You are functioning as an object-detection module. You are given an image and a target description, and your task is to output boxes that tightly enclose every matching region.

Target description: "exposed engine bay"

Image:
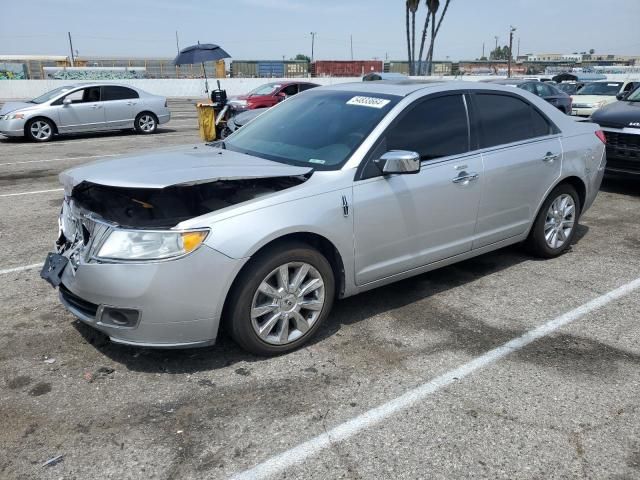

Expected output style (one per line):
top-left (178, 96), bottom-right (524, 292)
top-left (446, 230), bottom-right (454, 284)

top-left (71, 175), bottom-right (309, 228)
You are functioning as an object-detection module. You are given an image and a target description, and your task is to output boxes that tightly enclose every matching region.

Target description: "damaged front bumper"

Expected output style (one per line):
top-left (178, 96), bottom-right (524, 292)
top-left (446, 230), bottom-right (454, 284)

top-left (46, 199), bottom-right (247, 348)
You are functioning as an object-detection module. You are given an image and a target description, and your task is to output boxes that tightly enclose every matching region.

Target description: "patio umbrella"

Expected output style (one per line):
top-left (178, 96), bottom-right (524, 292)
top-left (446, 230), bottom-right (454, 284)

top-left (173, 42), bottom-right (231, 93)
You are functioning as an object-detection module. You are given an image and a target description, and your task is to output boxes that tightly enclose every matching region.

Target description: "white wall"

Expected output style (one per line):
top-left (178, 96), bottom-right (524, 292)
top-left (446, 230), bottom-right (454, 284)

top-left (0, 77), bottom-right (363, 99)
top-left (0, 74), bottom-right (634, 99)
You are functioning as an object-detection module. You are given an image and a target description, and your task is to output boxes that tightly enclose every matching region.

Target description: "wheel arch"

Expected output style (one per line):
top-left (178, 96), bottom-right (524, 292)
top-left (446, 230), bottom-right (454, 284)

top-left (526, 175), bottom-right (587, 239)
top-left (221, 231), bottom-right (346, 327)
top-left (24, 115), bottom-right (58, 135)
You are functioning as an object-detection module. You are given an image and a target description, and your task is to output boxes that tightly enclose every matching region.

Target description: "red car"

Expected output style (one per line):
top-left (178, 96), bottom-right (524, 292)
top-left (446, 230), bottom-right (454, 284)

top-left (227, 81), bottom-right (319, 111)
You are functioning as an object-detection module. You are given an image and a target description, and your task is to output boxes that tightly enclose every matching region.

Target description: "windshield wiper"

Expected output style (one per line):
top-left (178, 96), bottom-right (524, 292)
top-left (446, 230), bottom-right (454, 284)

top-left (206, 140), bottom-right (226, 149)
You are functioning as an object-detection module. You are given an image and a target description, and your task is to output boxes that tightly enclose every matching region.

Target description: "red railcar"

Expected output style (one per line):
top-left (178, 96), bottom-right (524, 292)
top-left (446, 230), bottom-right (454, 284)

top-left (312, 60), bottom-right (383, 77)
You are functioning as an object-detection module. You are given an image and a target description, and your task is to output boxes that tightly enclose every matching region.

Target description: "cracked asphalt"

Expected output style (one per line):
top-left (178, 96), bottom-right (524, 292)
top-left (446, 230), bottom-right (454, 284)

top-left (1, 99), bottom-right (639, 479)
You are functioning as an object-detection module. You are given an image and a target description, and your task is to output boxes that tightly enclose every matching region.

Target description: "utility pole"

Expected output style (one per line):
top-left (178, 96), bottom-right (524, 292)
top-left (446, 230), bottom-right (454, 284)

top-left (507, 26), bottom-right (516, 78)
top-left (494, 35), bottom-right (499, 52)
top-left (517, 37), bottom-right (520, 58)
top-left (482, 42), bottom-right (485, 59)
top-left (350, 34), bottom-right (353, 60)
top-left (310, 32), bottom-right (317, 64)
top-left (175, 31), bottom-right (180, 54)
top-left (68, 32), bottom-right (75, 67)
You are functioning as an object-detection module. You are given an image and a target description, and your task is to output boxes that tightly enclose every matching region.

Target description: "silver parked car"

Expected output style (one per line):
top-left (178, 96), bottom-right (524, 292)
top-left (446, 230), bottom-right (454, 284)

top-left (0, 83), bottom-right (171, 142)
top-left (42, 81), bottom-right (606, 355)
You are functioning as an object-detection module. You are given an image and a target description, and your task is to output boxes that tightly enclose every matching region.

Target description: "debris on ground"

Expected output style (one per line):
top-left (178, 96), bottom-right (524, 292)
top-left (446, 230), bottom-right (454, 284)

top-left (83, 367), bottom-right (116, 383)
top-left (42, 454), bottom-right (64, 467)
top-left (43, 358), bottom-right (56, 364)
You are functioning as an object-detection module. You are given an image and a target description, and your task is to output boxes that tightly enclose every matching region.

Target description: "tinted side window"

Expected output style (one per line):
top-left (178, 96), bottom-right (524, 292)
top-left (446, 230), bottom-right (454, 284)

top-left (102, 86), bottom-right (139, 101)
top-left (299, 83), bottom-right (317, 92)
top-left (281, 85), bottom-right (298, 96)
top-left (386, 95), bottom-right (469, 160)
top-left (535, 83), bottom-right (554, 97)
top-left (474, 93), bottom-right (548, 148)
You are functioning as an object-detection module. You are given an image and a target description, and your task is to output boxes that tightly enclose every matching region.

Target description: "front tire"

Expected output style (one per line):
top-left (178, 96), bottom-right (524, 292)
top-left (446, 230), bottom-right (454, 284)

top-left (226, 242), bottom-right (335, 356)
top-left (26, 118), bottom-right (54, 142)
top-left (134, 112), bottom-right (157, 134)
top-left (527, 184), bottom-right (581, 258)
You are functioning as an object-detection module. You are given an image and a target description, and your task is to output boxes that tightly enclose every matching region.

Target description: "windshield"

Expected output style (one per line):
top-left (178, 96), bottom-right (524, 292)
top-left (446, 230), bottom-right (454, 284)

top-left (248, 83), bottom-right (281, 96)
top-left (575, 82), bottom-right (622, 96)
top-left (225, 90), bottom-right (399, 170)
top-left (557, 83), bottom-right (578, 94)
top-left (30, 86), bottom-right (75, 104)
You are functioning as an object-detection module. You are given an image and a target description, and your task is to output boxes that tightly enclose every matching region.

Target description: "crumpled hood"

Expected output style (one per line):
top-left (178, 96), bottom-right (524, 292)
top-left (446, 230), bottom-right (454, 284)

top-left (59, 144), bottom-right (313, 192)
top-left (571, 95), bottom-right (615, 106)
top-left (591, 100), bottom-right (640, 128)
top-left (0, 101), bottom-right (36, 116)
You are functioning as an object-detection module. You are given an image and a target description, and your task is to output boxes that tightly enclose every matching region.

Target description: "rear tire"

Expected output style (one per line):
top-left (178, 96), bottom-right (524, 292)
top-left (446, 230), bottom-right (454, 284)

top-left (226, 242), bottom-right (335, 356)
top-left (526, 184), bottom-right (581, 258)
top-left (26, 118), bottom-right (55, 142)
top-left (134, 112), bottom-right (157, 134)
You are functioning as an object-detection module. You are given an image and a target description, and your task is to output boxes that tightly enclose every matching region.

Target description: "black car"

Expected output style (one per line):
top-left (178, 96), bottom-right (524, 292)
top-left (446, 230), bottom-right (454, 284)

top-left (591, 86), bottom-right (640, 177)
top-left (222, 107), bottom-right (267, 138)
top-left (483, 79), bottom-right (573, 114)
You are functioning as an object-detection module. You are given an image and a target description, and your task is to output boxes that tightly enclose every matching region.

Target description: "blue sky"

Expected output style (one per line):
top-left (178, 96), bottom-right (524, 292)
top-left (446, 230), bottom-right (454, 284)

top-left (2, 0), bottom-right (639, 60)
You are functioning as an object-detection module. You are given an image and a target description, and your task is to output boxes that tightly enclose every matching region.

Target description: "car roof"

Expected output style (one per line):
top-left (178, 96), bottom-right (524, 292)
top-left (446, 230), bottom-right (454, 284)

top-left (321, 80), bottom-right (540, 97)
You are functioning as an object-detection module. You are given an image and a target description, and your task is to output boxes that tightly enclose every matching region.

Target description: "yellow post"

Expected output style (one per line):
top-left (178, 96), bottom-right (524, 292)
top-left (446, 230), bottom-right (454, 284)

top-left (196, 103), bottom-right (216, 142)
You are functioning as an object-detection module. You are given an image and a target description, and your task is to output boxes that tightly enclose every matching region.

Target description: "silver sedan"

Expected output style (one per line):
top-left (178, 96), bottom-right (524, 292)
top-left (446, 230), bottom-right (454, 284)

top-left (0, 83), bottom-right (170, 141)
top-left (42, 81), bottom-right (606, 355)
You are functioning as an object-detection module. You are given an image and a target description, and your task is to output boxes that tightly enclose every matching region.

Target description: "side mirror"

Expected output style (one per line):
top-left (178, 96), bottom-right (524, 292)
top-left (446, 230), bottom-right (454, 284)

top-left (616, 92), bottom-right (627, 101)
top-left (62, 98), bottom-right (72, 105)
top-left (276, 92), bottom-right (287, 102)
top-left (374, 150), bottom-right (421, 175)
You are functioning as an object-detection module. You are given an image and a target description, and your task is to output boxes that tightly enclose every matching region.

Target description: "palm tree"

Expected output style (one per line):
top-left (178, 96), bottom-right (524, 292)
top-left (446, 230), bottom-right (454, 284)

top-left (406, 0), bottom-right (420, 75)
top-left (417, 1), bottom-right (433, 75)
top-left (425, 0), bottom-right (451, 75)
top-left (406, 1), bottom-right (412, 74)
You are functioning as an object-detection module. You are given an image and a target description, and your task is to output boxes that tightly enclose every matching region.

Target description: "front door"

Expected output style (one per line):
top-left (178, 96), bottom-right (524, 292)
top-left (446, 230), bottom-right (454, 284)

top-left (56, 87), bottom-right (106, 133)
top-left (353, 93), bottom-right (483, 285)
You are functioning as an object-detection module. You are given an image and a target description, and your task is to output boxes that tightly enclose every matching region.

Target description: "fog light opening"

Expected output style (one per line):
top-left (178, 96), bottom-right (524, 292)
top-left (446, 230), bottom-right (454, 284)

top-left (99, 306), bottom-right (140, 329)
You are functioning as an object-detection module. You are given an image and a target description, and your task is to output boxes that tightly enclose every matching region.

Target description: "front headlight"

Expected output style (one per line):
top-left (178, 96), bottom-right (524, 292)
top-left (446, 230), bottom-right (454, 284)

top-left (4, 112), bottom-right (24, 120)
top-left (96, 229), bottom-right (209, 261)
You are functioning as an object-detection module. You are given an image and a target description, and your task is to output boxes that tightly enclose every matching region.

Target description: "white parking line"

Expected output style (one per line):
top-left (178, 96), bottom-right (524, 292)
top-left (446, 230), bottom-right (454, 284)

top-left (0, 263), bottom-right (42, 275)
top-left (231, 276), bottom-right (640, 480)
top-left (0, 188), bottom-right (63, 198)
top-left (0, 153), bottom-right (120, 166)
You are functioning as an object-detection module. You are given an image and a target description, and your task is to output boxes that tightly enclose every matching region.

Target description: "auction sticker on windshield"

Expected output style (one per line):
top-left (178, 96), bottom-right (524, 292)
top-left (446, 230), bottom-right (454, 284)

top-left (346, 96), bottom-right (391, 109)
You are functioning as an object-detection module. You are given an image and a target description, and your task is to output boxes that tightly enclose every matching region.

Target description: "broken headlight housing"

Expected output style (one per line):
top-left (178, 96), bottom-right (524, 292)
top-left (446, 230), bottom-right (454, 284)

top-left (96, 229), bottom-right (209, 261)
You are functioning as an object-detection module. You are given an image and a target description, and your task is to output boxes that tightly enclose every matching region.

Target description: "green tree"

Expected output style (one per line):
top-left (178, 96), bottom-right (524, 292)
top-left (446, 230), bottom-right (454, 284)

top-left (424, 0), bottom-right (451, 75)
top-left (292, 54), bottom-right (311, 63)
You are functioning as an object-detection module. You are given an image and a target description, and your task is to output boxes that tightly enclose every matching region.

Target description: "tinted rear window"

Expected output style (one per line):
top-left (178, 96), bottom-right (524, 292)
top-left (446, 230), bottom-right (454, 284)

top-left (102, 86), bottom-right (139, 101)
top-left (474, 93), bottom-right (553, 148)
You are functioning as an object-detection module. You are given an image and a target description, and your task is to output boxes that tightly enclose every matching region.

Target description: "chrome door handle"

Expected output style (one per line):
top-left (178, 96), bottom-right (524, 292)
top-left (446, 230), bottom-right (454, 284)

top-left (542, 152), bottom-right (560, 162)
top-left (91, 104), bottom-right (102, 109)
top-left (452, 172), bottom-right (479, 184)
top-left (126, 102), bottom-right (137, 106)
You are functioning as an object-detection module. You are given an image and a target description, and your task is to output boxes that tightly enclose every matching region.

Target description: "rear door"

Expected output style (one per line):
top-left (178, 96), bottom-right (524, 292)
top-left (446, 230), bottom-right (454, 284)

top-left (102, 86), bottom-right (139, 129)
top-left (353, 93), bottom-right (483, 285)
top-left (469, 92), bottom-right (562, 248)
top-left (55, 87), bottom-right (106, 133)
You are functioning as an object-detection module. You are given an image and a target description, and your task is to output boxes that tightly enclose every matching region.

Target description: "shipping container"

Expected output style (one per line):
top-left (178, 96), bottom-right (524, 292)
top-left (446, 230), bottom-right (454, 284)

top-left (231, 61), bottom-right (258, 78)
top-left (257, 61), bottom-right (285, 77)
top-left (284, 60), bottom-right (309, 77)
top-left (386, 61), bottom-right (410, 74)
top-left (312, 60), bottom-right (383, 77)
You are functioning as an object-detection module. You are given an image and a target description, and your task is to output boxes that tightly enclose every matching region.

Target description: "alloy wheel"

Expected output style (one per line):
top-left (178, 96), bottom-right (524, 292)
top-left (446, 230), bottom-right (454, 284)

top-left (250, 262), bottom-right (325, 345)
top-left (138, 115), bottom-right (156, 132)
top-left (544, 193), bottom-right (575, 249)
top-left (30, 120), bottom-right (52, 140)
